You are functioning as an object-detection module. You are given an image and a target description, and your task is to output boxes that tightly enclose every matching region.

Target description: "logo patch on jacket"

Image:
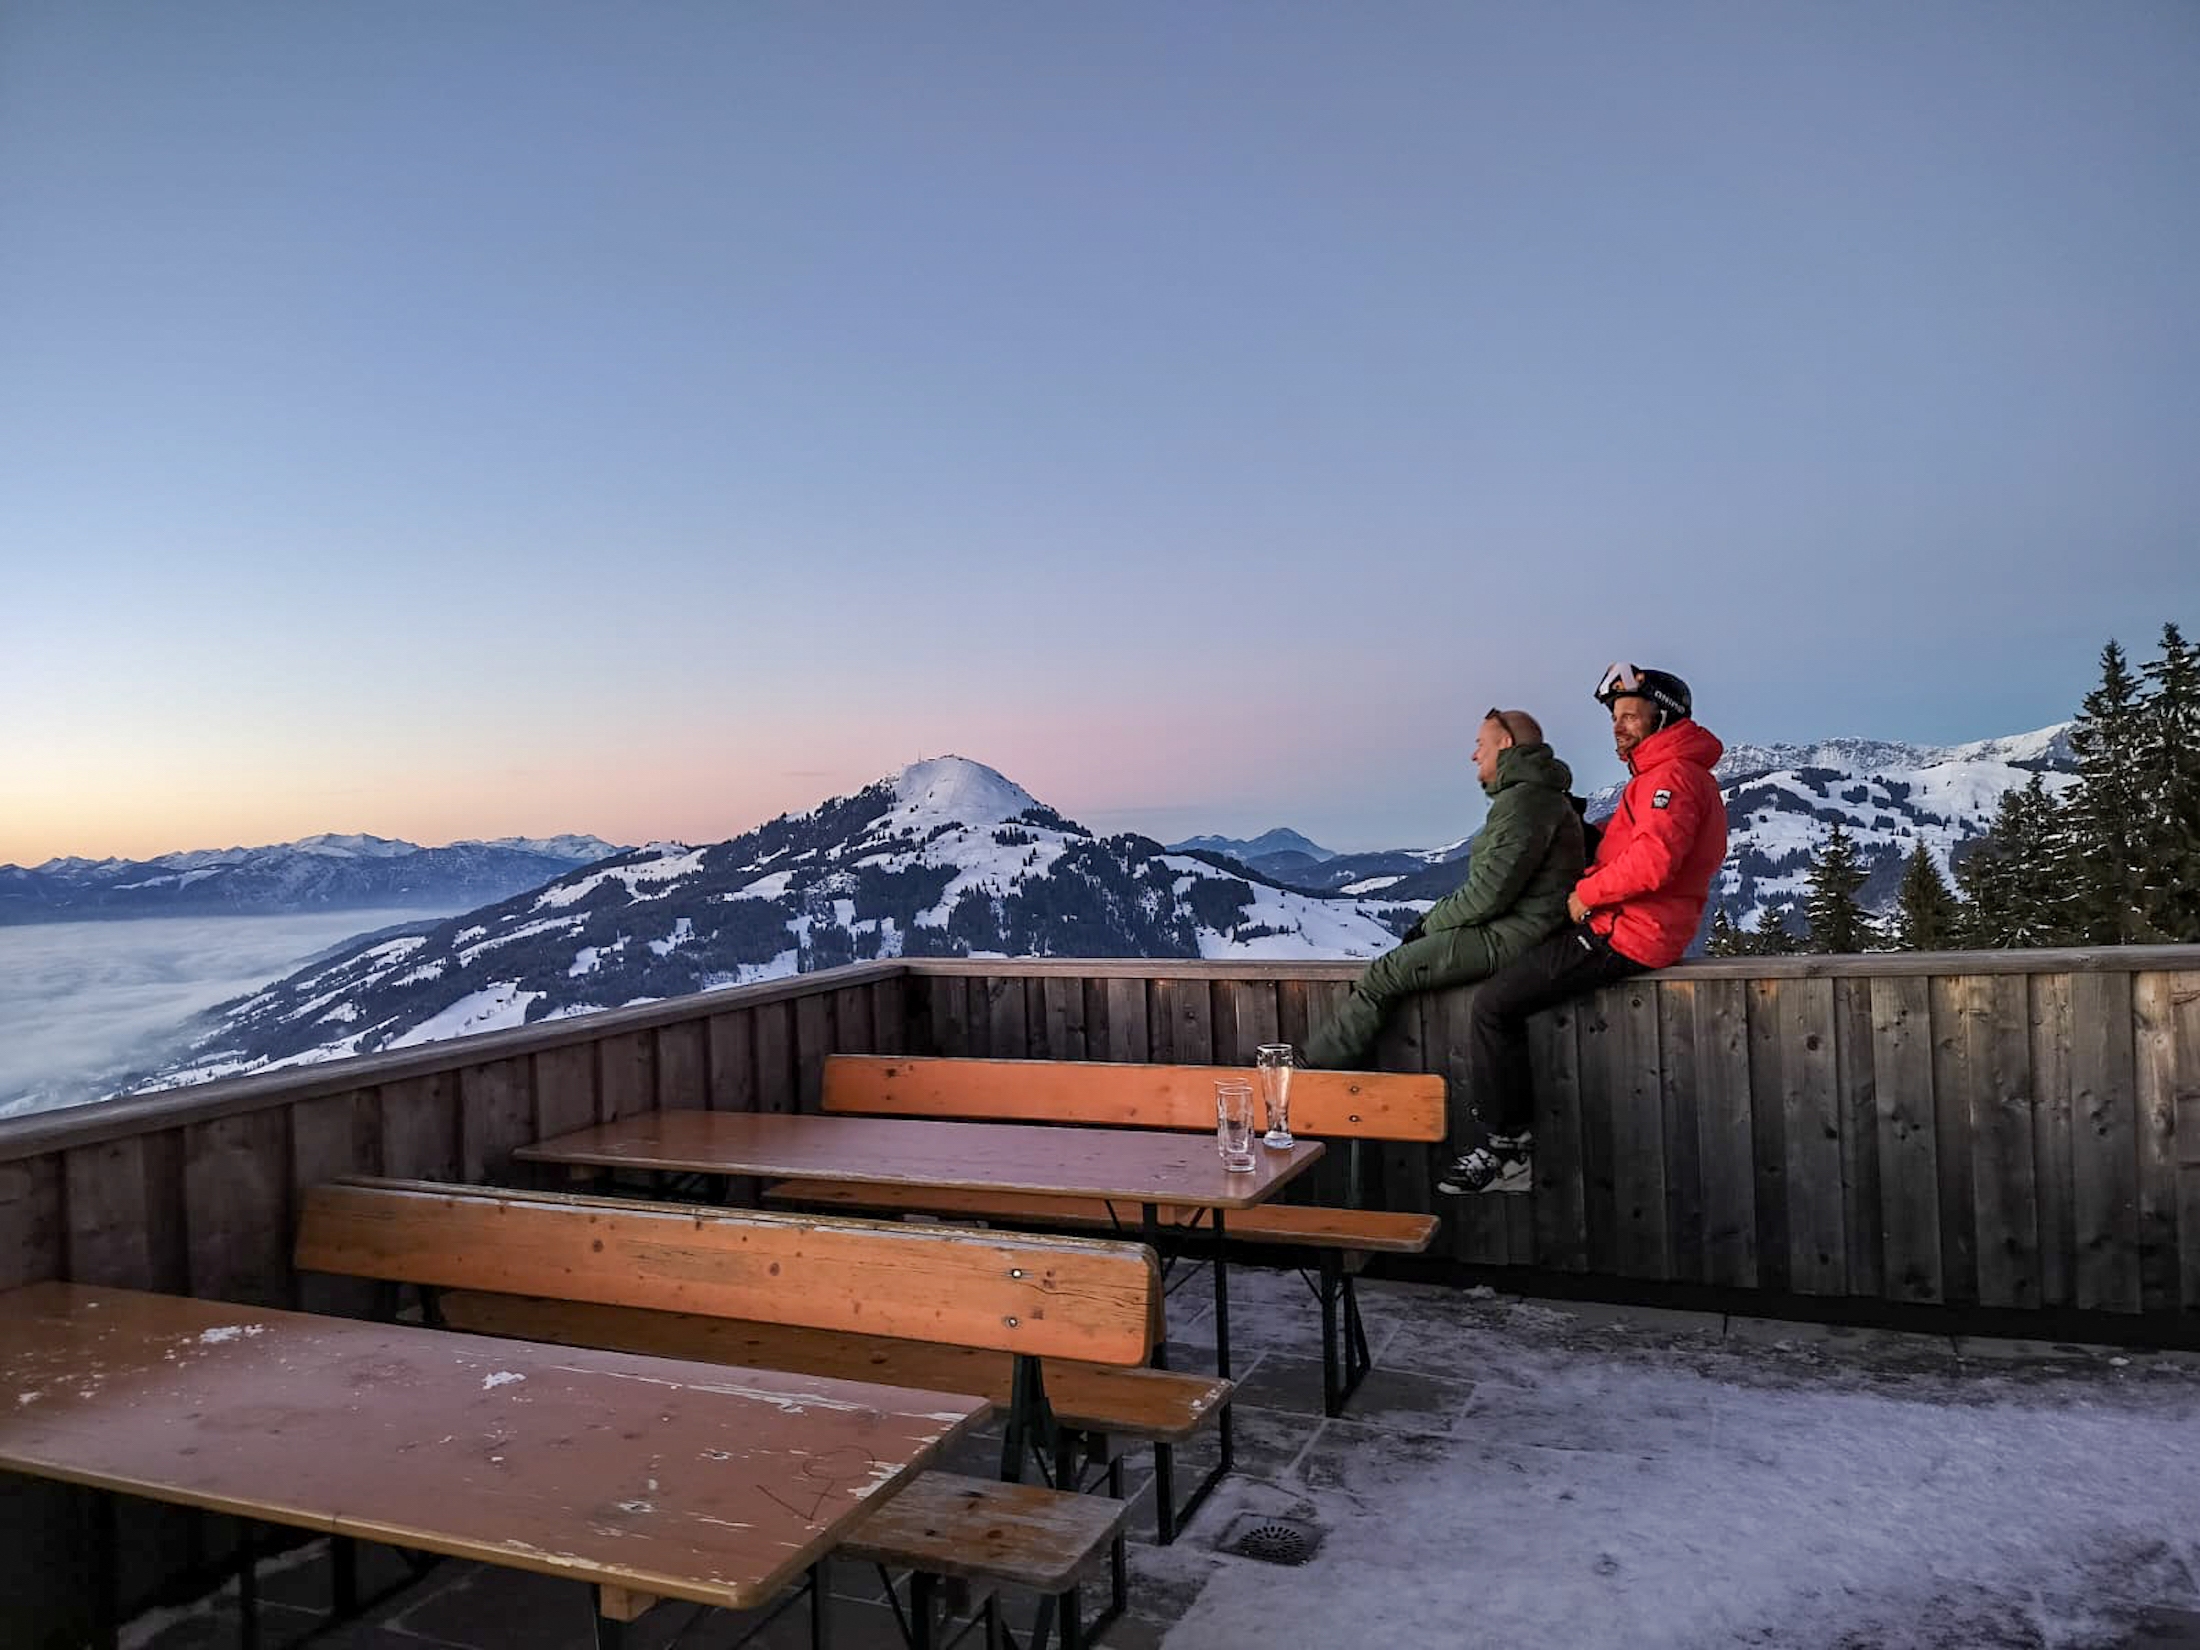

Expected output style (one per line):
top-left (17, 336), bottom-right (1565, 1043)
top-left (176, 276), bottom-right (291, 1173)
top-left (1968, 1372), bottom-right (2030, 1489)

top-left (1653, 788), bottom-right (1673, 809)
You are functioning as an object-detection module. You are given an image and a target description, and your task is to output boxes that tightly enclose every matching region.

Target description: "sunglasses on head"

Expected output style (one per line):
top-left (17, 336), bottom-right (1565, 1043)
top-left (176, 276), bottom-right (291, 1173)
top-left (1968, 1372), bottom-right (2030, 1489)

top-left (1485, 707), bottom-right (1523, 743)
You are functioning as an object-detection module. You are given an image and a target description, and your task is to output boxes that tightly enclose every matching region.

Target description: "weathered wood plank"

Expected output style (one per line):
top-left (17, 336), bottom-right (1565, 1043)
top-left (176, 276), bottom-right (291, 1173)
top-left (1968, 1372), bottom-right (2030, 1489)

top-left (981, 975), bottom-right (1029, 1060)
top-left (703, 1012), bottom-right (756, 1114)
top-left (1103, 978), bottom-right (1149, 1063)
top-left (459, 1058), bottom-right (533, 1185)
top-left (598, 1029), bottom-right (657, 1122)
top-left (2029, 972), bottom-right (2076, 1308)
top-left (535, 1041), bottom-right (601, 1137)
top-left (1439, 986), bottom-right (1506, 1264)
top-left (1608, 975), bottom-right (1668, 1278)
top-left (1928, 976), bottom-right (1981, 1307)
top-left (1275, 978), bottom-right (1313, 1057)
top-left (1780, 976), bottom-right (1845, 1296)
top-left (869, 974), bottom-right (909, 1057)
top-left (2133, 972), bottom-right (2188, 1314)
top-left (64, 1136), bottom-right (165, 1292)
top-left (1691, 977), bottom-right (1756, 1288)
top-left (1832, 977), bottom-right (1883, 1298)
top-left (377, 1073), bottom-right (460, 1183)
top-left (1151, 978), bottom-right (1213, 1067)
top-left (1212, 981), bottom-right (1281, 1068)
top-left (2171, 976), bottom-right (2200, 1312)
top-left (1968, 974), bottom-right (2039, 1309)
top-left (793, 990), bottom-right (833, 1109)
top-left (183, 1110), bottom-right (292, 1307)
top-left (656, 1020), bottom-right (709, 1110)
top-left (1528, 999), bottom-right (1587, 1273)
top-left (753, 1001), bottom-right (797, 1114)
top-left (2068, 969), bottom-right (2139, 1313)
top-left (1575, 983), bottom-right (1621, 1277)
top-left (1870, 975), bottom-right (1941, 1303)
top-left (0, 1156), bottom-right (64, 1290)
top-left (1657, 982), bottom-right (1705, 1285)
top-left (1372, 994), bottom-right (1435, 1232)
top-left (1745, 978), bottom-right (1790, 1294)
top-left (927, 973), bottom-right (969, 1057)
top-left (1041, 976), bottom-right (1086, 1061)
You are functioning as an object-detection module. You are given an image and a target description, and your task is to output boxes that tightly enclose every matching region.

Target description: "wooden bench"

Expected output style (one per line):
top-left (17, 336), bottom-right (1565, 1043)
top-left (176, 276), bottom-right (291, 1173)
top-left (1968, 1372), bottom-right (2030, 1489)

top-left (295, 1178), bottom-right (1230, 1642)
top-left (762, 1054), bottom-right (1446, 1415)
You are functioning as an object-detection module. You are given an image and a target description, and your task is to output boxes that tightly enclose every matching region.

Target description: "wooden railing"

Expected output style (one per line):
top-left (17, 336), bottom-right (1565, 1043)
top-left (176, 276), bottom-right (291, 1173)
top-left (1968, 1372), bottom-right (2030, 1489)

top-left (3, 949), bottom-right (2195, 1325)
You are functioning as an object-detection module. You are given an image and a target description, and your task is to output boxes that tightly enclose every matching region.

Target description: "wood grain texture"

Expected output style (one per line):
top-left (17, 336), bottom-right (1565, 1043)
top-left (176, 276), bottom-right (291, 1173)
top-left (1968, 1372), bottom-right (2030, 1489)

top-left (460, 1059), bottom-right (533, 1186)
top-left (2069, 970), bottom-right (2140, 1313)
top-left (0, 1157), bottom-right (64, 1291)
top-left (1967, 974), bottom-right (2039, 1309)
top-left (1870, 975), bottom-right (1941, 1303)
top-left (2029, 972), bottom-right (2077, 1307)
top-left (1692, 978), bottom-right (1758, 1289)
top-left (1528, 1001), bottom-right (1588, 1274)
top-left (1780, 977), bottom-right (1846, 1296)
top-left (297, 1179), bottom-right (1161, 1365)
top-left (2133, 973), bottom-right (2189, 1314)
top-left (816, 1055), bottom-right (1445, 1142)
top-left (183, 1110), bottom-right (291, 1308)
top-left (0, 1282), bottom-right (987, 1614)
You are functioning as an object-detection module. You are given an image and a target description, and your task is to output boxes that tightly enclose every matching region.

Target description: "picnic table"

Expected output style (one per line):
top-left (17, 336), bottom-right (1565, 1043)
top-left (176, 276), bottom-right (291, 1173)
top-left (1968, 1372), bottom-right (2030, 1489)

top-left (0, 1282), bottom-right (990, 1648)
top-left (515, 1110), bottom-right (1326, 1478)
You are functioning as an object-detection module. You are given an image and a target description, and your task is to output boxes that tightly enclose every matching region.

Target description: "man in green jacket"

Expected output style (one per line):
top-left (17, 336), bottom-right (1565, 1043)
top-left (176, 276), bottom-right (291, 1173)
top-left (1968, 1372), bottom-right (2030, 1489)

top-left (1303, 709), bottom-right (1585, 1070)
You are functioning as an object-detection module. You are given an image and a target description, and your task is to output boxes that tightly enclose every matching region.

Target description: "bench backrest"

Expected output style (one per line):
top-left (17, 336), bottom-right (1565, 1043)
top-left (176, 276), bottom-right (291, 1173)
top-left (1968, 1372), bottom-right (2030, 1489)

top-left (296, 1177), bottom-right (1161, 1366)
top-left (821, 1054), bottom-right (1446, 1143)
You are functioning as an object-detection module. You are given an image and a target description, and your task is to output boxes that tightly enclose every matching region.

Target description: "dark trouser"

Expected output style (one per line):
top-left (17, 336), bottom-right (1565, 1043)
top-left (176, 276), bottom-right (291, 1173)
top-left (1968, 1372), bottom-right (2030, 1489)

top-left (1464, 922), bottom-right (1648, 1139)
top-left (1303, 924), bottom-right (1505, 1070)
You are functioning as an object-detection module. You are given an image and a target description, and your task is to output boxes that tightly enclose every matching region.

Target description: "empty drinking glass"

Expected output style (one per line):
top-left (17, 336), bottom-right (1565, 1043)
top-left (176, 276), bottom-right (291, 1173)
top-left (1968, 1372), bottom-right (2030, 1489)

top-left (1255, 1043), bottom-right (1295, 1148)
top-left (1215, 1081), bottom-right (1256, 1171)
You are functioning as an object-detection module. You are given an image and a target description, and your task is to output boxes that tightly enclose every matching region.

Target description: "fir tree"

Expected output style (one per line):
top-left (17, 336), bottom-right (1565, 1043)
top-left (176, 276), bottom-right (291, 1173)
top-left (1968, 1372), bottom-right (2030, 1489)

top-left (2137, 621), bottom-right (2200, 940)
top-left (1751, 904), bottom-right (1801, 955)
top-left (1889, 841), bottom-right (1959, 951)
top-left (2059, 640), bottom-right (2151, 943)
top-left (1803, 821), bottom-right (1874, 953)
top-left (1956, 775), bottom-right (2063, 947)
top-left (1705, 908), bottom-right (1746, 957)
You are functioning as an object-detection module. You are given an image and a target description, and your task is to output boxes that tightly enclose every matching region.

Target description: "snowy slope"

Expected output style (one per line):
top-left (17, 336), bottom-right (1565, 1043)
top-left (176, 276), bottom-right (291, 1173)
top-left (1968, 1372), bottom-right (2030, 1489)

top-left (129, 758), bottom-right (1411, 1092)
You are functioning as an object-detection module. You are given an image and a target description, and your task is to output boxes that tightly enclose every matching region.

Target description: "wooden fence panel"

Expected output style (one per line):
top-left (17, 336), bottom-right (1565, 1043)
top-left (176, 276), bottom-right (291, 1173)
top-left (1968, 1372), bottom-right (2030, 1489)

top-left (2133, 972), bottom-right (2190, 1314)
top-left (1746, 979), bottom-right (1791, 1294)
top-left (1781, 977), bottom-right (1846, 1296)
top-left (1692, 977), bottom-right (1757, 1289)
top-left (704, 1012), bottom-right (757, 1113)
top-left (597, 1030), bottom-right (656, 1122)
top-left (1929, 977), bottom-right (1981, 1307)
top-left (1657, 982), bottom-right (1706, 1285)
top-left (63, 1137), bottom-right (166, 1293)
top-left (2029, 972), bottom-right (2077, 1308)
top-left (291, 1091), bottom-right (381, 1316)
top-left (0, 1156), bottom-right (64, 1291)
top-left (535, 1042), bottom-right (601, 1136)
top-left (378, 1073), bottom-right (460, 1183)
top-left (1871, 975), bottom-right (1941, 1303)
top-left (753, 1001), bottom-right (797, 1114)
top-left (656, 1019), bottom-right (709, 1110)
top-left (1438, 987), bottom-right (1506, 1265)
top-left (1609, 977), bottom-right (1668, 1278)
top-left (982, 975), bottom-right (1029, 1059)
top-left (1834, 977), bottom-right (1883, 1298)
top-left (1152, 978), bottom-right (1213, 1067)
top-left (870, 974), bottom-right (909, 1056)
top-left (1967, 974), bottom-right (2039, 1309)
top-left (1372, 995), bottom-right (1435, 1232)
top-left (928, 975), bottom-right (970, 1057)
top-left (1040, 976), bottom-right (1086, 1061)
top-left (1575, 984), bottom-right (1621, 1277)
top-left (793, 990), bottom-right (833, 1108)
top-left (460, 1057), bottom-right (534, 1185)
top-left (1102, 978), bottom-right (1149, 1063)
top-left (2070, 970), bottom-right (2140, 1313)
top-left (183, 1110), bottom-right (291, 1307)
top-left (1528, 1001), bottom-right (1587, 1273)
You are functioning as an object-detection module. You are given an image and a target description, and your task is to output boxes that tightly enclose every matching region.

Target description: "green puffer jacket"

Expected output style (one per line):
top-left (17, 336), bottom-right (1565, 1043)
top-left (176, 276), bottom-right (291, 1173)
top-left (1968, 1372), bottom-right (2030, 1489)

top-left (1420, 742), bottom-right (1586, 959)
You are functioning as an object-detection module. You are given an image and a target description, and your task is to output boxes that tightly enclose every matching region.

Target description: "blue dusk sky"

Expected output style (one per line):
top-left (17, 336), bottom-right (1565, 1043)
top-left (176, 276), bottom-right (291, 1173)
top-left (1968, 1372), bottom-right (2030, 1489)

top-left (4, 2), bottom-right (2196, 864)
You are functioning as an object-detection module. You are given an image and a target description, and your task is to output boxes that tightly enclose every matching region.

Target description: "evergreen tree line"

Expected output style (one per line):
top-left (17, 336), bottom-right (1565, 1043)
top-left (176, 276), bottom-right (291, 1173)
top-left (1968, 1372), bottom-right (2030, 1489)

top-left (1708, 620), bottom-right (2199, 957)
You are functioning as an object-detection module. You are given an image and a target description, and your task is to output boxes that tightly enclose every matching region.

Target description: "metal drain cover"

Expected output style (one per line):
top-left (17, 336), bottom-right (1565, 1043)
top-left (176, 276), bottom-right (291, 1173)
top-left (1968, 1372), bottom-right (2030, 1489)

top-left (1218, 1514), bottom-right (1324, 1567)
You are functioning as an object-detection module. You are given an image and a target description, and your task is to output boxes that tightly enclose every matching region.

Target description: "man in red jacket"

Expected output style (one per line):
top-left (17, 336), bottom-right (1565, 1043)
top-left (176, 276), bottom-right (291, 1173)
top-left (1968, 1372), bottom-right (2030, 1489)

top-left (1439, 663), bottom-right (1728, 1194)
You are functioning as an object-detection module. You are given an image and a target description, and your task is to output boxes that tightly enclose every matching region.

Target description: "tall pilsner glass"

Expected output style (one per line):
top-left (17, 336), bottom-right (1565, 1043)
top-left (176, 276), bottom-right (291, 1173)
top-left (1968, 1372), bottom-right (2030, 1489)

top-left (1255, 1043), bottom-right (1295, 1148)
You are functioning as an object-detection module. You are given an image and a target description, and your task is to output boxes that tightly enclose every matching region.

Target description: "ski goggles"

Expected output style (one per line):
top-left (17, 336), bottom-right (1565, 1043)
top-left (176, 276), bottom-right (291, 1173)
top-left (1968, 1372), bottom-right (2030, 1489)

top-left (1595, 662), bottom-right (1645, 703)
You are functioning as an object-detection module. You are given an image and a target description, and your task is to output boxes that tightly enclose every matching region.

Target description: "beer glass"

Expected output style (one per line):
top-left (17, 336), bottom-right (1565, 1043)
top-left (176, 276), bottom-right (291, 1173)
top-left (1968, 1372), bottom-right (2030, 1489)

top-left (1255, 1043), bottom-right (1295, 1148)
top-left (1215, 1081), bottom-right (1256, 1171)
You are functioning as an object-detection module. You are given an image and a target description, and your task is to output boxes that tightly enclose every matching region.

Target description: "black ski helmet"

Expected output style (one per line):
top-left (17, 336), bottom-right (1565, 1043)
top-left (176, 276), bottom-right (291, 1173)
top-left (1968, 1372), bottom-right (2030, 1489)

top-left (1594, 662), bottom-right (1691, 724)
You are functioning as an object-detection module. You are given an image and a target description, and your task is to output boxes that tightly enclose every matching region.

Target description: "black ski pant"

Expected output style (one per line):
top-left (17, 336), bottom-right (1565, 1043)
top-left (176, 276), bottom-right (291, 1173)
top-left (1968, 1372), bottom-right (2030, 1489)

top-left (1463, 921), bottom-right (1648, 1141)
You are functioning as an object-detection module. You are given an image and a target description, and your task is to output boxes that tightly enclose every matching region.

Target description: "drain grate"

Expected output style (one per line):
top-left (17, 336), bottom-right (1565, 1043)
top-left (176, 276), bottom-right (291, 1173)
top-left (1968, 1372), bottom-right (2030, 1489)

top-left (1218, 1514), bottom-right (1324, 1567)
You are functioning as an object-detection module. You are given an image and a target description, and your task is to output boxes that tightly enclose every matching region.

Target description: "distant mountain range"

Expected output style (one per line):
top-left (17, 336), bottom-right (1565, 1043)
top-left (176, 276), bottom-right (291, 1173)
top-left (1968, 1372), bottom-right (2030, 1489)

top-left (0, 833), bottom-right (623, 924)
top-left (128, 760), bottom-right (1413, 1093)
top-left (104, 723), bottom-right (2079, 1097)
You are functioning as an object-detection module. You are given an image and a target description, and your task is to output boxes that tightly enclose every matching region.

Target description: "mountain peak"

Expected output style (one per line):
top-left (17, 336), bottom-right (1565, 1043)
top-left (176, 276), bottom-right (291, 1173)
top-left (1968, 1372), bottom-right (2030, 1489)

top-left (889, 756), bottom-right (1039, 831)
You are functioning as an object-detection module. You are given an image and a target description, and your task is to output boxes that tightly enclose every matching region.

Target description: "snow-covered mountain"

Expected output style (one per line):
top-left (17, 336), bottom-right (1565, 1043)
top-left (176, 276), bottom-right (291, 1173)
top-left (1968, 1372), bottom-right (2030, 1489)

top-left (129, 758), bottom-right (1413, 1092)
top-left (0, 833), bottom-right (623, 924)
top-left (1167, 827), bottom-right (1337, 881)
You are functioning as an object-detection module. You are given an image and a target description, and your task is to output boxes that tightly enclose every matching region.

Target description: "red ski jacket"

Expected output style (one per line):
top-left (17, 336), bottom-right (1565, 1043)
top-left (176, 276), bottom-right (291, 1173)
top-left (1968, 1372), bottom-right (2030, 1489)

top-left (1573, 718), bottom-right (1728, 969)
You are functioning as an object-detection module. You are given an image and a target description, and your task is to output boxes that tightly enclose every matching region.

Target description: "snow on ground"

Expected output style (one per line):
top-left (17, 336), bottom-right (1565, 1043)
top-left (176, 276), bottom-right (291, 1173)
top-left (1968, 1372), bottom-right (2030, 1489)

top-left (530, 846), bottom-right (704, 911)
top-left (388, 984), bottom-right (541, 1046)
top-left (1156, 1275), bottom-right (2200, 1650)
top-left (887, 756), bottom-right (1039, 834)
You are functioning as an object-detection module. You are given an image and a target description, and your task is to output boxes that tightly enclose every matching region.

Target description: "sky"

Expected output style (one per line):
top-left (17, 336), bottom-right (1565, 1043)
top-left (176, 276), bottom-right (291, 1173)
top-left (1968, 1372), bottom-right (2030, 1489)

top-left (4, 2), bottom-right (2197, 865)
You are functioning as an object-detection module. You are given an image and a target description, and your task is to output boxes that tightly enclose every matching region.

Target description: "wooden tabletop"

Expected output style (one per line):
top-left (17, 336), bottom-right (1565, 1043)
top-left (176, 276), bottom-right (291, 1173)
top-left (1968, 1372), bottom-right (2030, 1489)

top-left (0, 1283), bottom-right (990, 1613)
top-left (515, 1110), bottom-right (1325, 1211)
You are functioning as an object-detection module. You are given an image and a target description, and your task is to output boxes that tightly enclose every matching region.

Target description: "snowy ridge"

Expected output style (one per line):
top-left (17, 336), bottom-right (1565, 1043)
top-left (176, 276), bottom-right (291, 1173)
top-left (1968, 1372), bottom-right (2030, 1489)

top-left (127, 758), bottom-right (1411, 1094)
